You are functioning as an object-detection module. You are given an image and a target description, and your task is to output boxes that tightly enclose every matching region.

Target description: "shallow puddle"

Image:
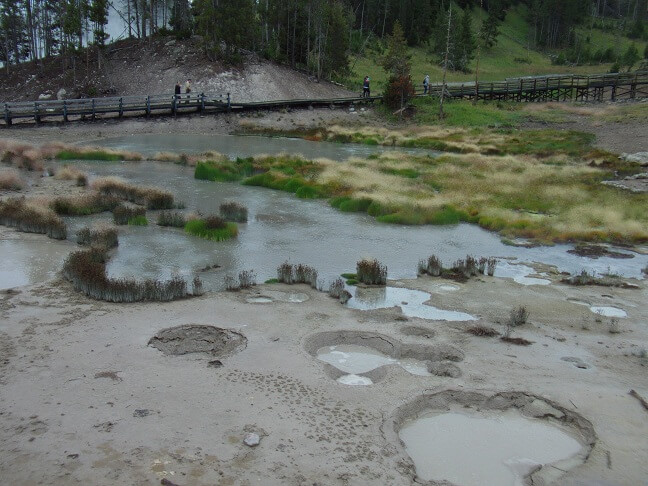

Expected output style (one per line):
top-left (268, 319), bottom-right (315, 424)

top-left (0, 238), bottom-right (72, 290)
top-left (336, 374), bottom-right (373, 386)
top-left (317, 344), bottom-right (431, 377)
top-left (246, 296), bottom-right (273, 304)
top-left (495, 261), bottom-right (551, 286)
top-left (590, 306), bottom-right (627, 318)
top-left (399, 410), bottom-right (583, 486)
top-left (347, 287), bottom-right (477, 321)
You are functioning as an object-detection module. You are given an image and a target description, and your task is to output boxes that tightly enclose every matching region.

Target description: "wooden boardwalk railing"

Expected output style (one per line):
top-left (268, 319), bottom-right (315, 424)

top-left (2, 71), bottom-right (646, 127)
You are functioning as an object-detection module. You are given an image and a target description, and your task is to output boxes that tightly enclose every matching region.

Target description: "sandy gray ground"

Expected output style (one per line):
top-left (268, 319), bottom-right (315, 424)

top-left (1, 231), bottom-right (647, 485)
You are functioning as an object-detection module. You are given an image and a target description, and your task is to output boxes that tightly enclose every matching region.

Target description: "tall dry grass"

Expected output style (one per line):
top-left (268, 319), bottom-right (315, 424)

top-left (92, 177), bottom-right (174, 209)
top-left (55, 165), bottom-right (88, 186)
top-left (0, 170), bottom-right (25, 190)
top-left (0, 198), bottom-right (67, 239)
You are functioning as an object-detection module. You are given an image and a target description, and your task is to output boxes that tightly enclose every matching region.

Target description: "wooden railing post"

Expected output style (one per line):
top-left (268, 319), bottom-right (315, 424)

top-left (172, 95), bottom-right (177, 116)
top-left (4, 103), bottom-right (11, 126)
top-left (119, 98), bottom-right (123, 117)
top-left (227, 92), bottom-right (231, 112)
top-left (63, 100), bottom-right (68, 122)
top-left (200, 93), bottom-right (205, 112)
top-left (146, 96), bottom-right (151, 117)
top-left (91, 98), bottom-right (96, 120)
top-left (34, 102), bottom-right (40, 123)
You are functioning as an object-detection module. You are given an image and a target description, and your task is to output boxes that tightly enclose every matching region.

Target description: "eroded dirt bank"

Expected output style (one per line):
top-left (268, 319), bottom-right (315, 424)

top-left (0, 253), bottom-right (646, 485)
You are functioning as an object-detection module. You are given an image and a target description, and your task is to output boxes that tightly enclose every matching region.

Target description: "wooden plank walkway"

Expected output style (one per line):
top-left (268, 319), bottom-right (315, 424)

top-left (2, 71), bottom-right (646, 127)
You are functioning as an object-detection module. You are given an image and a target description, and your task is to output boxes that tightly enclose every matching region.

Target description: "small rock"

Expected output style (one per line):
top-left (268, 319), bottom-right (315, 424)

top-left (338, 290), bottom-right (352, 304)
top-left (67, 453), bottom-right (79, 459)
top-left (56, 88), bottom-right (67, 100)
top-left (38, 93), bottom-right (52, 100)
top-left (133, 409), bottom-right (150, 418)
top-left (308, 105), bottom-right (314, 111)
top-left (208, 360), bottom-right (223, 368)
top-left (243, 432), bottom-right (260, 447)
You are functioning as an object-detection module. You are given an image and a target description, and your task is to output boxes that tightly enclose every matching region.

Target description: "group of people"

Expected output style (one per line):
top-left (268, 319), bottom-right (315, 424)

top-left (174, 79), bottom-right (192, 102)
top-left (362, 74), bottom-right (432, 96)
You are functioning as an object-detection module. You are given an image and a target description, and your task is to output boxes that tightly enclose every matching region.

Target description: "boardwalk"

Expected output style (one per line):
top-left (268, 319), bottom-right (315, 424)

top-left (2, 71), bottom-right (646, 126)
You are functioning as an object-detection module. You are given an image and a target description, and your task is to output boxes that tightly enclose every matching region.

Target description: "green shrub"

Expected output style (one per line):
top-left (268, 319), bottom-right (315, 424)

top-left (127, 215), bottom-right (148, 226)
top-left (185, 219), bottom-right (238, 241)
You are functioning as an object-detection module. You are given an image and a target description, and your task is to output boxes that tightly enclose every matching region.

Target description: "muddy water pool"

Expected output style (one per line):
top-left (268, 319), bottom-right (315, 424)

top-left (0, 237), bottom-right (73, 290)
top-left (52, 158), bottom-right (648, 291)
top-left (399, 410), bottom-right (583, 486)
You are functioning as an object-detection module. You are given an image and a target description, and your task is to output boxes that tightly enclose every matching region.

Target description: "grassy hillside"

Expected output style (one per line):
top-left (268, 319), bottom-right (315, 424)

top-left (348, 5), bottom-right (647, 93)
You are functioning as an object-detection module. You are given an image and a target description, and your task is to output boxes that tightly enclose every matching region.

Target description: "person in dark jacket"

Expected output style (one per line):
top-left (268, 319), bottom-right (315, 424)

top-left (363, 76), bottom-right (371, 97)
top-left (174, 81), bottom-right (181, 100)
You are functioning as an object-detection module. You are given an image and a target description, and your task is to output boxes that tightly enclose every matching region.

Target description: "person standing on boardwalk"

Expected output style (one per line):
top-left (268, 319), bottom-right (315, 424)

top-left (174, 81), bottom-right (181, 100)
top-left (185, 79), bottom-right (192, 104)
top-left (363, 76), bottom-right (371, 97)
top-left (423, 74), bottom-right (430, 95)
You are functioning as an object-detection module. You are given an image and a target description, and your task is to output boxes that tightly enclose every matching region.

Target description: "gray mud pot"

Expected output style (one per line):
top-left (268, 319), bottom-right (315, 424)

top-left (148, 324), bottom-right (247, 357)
top-left (386, 390), bottom-right (596, 486)
top-left (305, 331), bottom-right (463, 385)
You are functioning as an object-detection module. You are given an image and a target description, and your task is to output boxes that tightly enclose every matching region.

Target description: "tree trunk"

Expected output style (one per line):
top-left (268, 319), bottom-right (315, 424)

top-left (440, 6), bottom-right (452, 120)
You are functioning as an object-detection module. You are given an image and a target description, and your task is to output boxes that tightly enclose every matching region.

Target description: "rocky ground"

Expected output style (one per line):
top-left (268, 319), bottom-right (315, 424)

top-left (0, 37), bottom-right (352, 103)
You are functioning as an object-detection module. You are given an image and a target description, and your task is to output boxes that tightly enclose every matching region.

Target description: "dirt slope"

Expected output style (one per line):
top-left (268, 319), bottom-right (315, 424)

top-left (0, 37), bottom-right (353, 103)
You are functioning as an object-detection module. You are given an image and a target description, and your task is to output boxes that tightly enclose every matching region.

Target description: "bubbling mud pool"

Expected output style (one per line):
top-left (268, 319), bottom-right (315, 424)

top-left (399, 410), bottom-right (583, 486)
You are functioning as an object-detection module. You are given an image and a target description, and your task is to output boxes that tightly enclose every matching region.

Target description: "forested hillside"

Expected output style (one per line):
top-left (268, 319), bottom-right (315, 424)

top-left (2, 0), bottom-right (647, 91)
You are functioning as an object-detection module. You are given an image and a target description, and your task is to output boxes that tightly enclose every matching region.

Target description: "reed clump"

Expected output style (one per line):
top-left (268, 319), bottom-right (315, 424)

top-left (418, 254), bottom-right (497, 280)
top-left (224, 270), bottom-right (257, 291)
top-left (113, 204), bottom-right (146, 225)
top-left (276, 262), bottom-right (318, 288)
top-left (328, 278), bottom-right (345, 298)
top-left (54, 165), bottom-right (88, 186)
top-left (55, 147), bottom-right (142, 162)
top-left (220, 201), bottom-right (248, 222)
top-left (418, 255), bottom-right (442, 276)
top-left (157, 211), bottom-right (186, 227)
top-left (92, 177), bottom-right (174, 209)
top-left (0, 139), bottom-right (44, 171)
top-left (356, 258), bottom-right (387, 286)
top-left (76, 225), bottom-right (118, 248)
top-left (63, 247), bottom-right (197, 302)
top-left (0, 198), bottom-right (66, 239)
top-left (0, 170), bottom-right (25, 190)
top-left (466, 325), bottom-right (499, 337)
top-left (184, 217), bottom-right (238, 241)
top-left (51, 193), bottom-right (119, 215)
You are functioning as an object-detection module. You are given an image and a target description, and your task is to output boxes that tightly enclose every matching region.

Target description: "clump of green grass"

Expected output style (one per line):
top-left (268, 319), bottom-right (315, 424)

top-left (330, 197), bottom-right (373, 213)
top-left (113, 204), bottom-right (146, 225)
top-left (128, 215), bottom-right (148, 226)
top-left (220, 201), bottom-right (248, 222)
top-left (356, 258), bottom-right (387, 285)
top-left (76, 225), bottom-right (118, 248)
top-left (0, 198), bottom-right (67, 239)
top-left (264, 278), bottom-right (279, 284)
top-left (412, 98), bottom-right (523, 128)
top-left (157, 211), bottom-right (186, 227)
top-left (184, 217), bottom-right (238, 241)
top-left (194, 157), bottom-right (254, 182)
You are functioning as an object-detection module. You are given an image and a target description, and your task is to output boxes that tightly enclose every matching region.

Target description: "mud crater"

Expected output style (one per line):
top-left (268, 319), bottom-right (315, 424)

top-left (385, 390), bottom-right (596, 486)
top-left (305, 330), bottom-right (463, 384)
top-left (148, 324), bottom-right (247, 358)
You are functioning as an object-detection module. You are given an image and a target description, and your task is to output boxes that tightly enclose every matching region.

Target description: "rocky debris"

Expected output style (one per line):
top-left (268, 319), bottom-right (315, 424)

top-left (567, 244), bottom-right (634, 259)
top-left (620, 152), bottom-right (648, 166)
top-left (56, 88), bottom-right (67, 100)
top-left (207, 359), bottom-right (223, 368)
top-left (38, 93), bottom-right (52, 100)
top-left (133, 409), bottom-right (150, 418)
top-left (561, 357), bottom-right (590, 369)
top-left (243, 432), bottom-right (261, 447)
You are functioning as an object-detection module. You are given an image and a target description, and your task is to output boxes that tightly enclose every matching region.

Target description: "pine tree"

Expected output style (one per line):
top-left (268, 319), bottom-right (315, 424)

top-left (479, 10), bottom-right (500, 49)
top-left (381, 21), bottom-right (414, 111)
top-left (457, 8), bottom-right (475, 73)
top-left (169, 0), bottom-right (192, 39)
top-left (621, 44), bottom-right (640, 71)
top-left (89, 0), bottom-right (109, 46)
